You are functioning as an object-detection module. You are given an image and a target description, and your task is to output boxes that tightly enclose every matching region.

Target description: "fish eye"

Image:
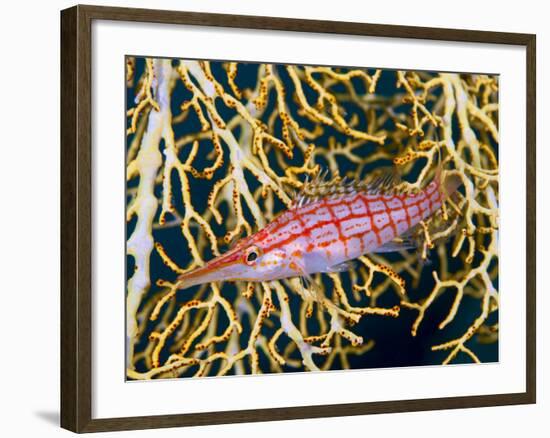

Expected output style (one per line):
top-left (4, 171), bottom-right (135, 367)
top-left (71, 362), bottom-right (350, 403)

top-left (245, 246), bottom-right (261, 265)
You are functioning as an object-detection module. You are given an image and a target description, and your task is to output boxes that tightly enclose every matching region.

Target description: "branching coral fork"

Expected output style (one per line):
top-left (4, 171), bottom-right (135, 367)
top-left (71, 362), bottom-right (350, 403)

top-left (213, 284), bottom-right (275, 375)
top-left (126, 58), bottom-right (160, 135)
top-left (396, 71), bottom-right (439, 136)
top-left (287, 66), bottom-right (386, 144)
top-left (401, 231), bottom-right (498, 350)
top-left (439, 74), bottom-right (499, 235)
top-left (272, 282), bottom-right (331, 371)
top-left (126, 59), bottom-right (174, 369)
top-left (145, 283), bottom-right (243, 372)
top-left (182, 60), bottom-right (293, 214)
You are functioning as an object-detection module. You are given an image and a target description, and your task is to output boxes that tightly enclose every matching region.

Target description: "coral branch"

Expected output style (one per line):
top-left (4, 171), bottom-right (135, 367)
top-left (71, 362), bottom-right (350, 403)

top-left (126, 59), bottom-right (499, 377)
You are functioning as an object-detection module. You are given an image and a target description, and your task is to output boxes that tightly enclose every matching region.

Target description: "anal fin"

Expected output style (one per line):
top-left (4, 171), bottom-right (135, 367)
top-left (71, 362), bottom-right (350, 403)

top-left (325, 260), bottom-right (357, 273)
top-left (372, 238), bottom-right (417, 253)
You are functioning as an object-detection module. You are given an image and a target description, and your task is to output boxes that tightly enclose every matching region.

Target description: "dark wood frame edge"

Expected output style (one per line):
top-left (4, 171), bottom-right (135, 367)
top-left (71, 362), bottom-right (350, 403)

top-left (60, 4), bottom-right (537, 433)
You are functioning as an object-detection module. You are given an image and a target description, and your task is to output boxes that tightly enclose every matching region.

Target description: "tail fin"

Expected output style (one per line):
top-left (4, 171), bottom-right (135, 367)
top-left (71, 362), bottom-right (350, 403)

top-left (432, 133), bottom-right (444, 186)
top-left (442, 173), bottom-right (462, 198)
top-left (432, 132), bottom-right (462, 198)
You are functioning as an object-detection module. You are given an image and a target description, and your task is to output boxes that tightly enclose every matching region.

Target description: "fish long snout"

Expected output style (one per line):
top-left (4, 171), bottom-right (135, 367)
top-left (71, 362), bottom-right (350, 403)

top-left (176, 250), bottom-right (246, 289)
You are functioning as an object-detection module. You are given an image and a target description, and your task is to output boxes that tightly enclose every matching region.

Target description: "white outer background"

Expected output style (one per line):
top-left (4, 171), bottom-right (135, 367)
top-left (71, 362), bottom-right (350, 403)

top-left (0, 0), bottom-right (547, 437)
top-left (93, 20), bottom-right (526, 419)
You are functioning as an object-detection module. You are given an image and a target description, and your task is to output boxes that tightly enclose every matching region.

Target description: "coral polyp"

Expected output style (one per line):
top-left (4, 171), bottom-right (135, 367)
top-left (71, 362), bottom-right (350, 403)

top-left (125, 57), bottom-right (499, 379)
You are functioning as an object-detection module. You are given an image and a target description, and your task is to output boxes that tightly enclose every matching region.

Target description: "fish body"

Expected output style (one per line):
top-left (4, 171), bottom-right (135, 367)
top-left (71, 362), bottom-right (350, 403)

top-left (177, 171), bottom-right (461, 289)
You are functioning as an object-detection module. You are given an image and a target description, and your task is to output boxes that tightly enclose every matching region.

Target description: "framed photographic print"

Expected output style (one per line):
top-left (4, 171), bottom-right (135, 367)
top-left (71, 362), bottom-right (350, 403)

top-left (60, 4), bottom-right (536, 433)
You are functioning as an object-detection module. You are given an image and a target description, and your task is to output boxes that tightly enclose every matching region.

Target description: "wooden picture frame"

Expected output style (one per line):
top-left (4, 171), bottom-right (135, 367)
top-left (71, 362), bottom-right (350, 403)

top-left (61, 4), bottom-right (536, 433)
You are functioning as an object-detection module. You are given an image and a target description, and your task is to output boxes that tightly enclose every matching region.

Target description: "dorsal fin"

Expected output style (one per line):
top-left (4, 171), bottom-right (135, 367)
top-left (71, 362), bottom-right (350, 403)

top-left (293, 167), bottom-right (404, 208)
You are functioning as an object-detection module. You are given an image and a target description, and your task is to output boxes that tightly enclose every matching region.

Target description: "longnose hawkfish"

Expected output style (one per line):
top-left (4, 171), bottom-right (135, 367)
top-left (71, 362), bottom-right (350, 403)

top-left (177, 166), bottom-right (462, 297)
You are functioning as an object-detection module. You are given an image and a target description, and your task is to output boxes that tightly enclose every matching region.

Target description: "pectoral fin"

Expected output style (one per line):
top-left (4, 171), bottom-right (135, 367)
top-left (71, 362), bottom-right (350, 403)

top-left (290, 258), bottom-right (324, 302)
